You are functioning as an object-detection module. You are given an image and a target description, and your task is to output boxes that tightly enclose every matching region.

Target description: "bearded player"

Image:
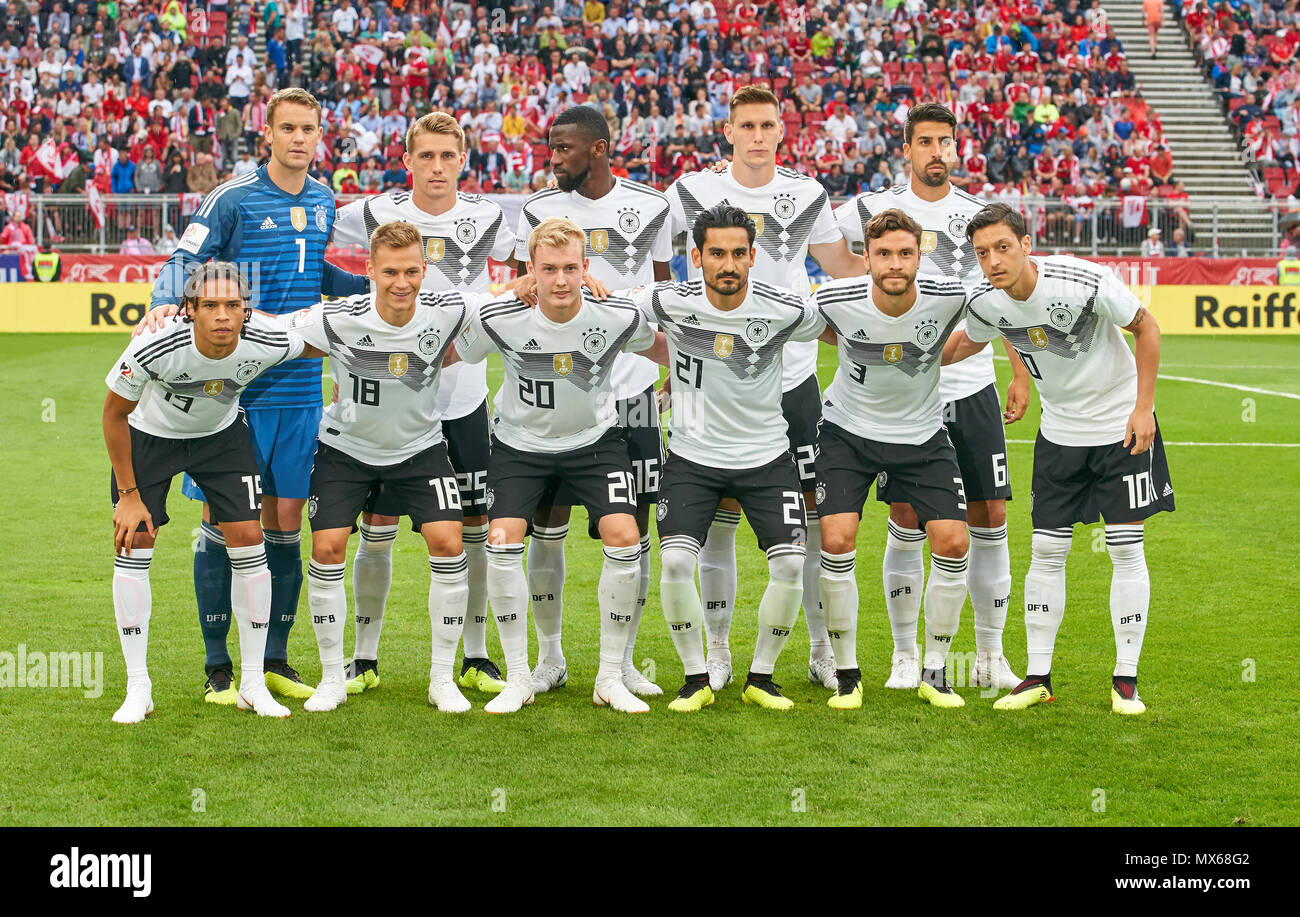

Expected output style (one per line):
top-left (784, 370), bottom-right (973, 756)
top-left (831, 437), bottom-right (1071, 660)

top-left (837, 103), bottom-right (1029, 692)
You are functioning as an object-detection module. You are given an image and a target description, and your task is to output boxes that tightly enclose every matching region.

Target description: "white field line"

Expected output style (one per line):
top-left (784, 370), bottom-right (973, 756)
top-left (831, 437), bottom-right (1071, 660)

top-left (990, 355), bottom-right (1300, 400)
top-left (1007, 439), bottom-right (1300, 447)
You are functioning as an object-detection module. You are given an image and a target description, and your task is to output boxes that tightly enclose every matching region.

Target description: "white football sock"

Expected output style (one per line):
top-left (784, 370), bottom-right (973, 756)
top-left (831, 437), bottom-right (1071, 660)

top-left (923, 552), bottom-right (969, 672)
top-left (622, 534), bottom-right (652, 669)
top-left (228, 543), bottom-right (272, 685)
top-left (461, 523), bottom-right (490, 659)
top-left (820, 550), bottom-right (858, 670)
top-left (660, 536), bottom-right (707, 676)
top-left (352, 522), bottom-right (396, 661)
top-left (527, 524), bottom-right (567, 666)
top-left (802, 514), bottom-right (833, 661)
top-left (486, 543), bottom-right (529, 680)
top-left (1025, 528), bottom-right (1072, 675)
top-left (599, 544), bottom-right (642, 677)
top-left (751, 546), bottom-right (805, 675)
top-left (112, 549), bottom-right (153, 686)
top-left (1106, 525), bottom-right (1149, 678)
top-left (699, 509), bottom-right (739, 652)
top-left (307, 559), bottom-right (347, 682)
top-left (968, 524), bottom-right (1011, 656)
top-left (429, 553), bottom-right (469, 684)
top-left (883, 521), bottom-right (926, 655)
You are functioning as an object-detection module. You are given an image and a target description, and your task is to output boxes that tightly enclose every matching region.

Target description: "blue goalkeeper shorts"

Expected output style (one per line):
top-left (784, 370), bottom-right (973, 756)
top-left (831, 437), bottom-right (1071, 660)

top-left (182, 405), bottom-right (322, 503)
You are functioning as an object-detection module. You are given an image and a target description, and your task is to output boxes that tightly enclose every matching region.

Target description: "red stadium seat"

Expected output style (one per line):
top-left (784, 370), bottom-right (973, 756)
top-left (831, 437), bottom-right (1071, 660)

top-left (926, 61), bottom-right (946, 74)
top-left (883, 61), bottom-right (902, 76)
top-left (774, 77), bottom-right (790, 95)
top-left (1265, 166), bottom-right (1285, 181)
top-left (1228, 97), bottom-right (1247, 112)
top-left (592, 58), bottom-right (608, 71)
top-left (904, 61), bottom-right (923, 75)
top-left (532, 143), bottom-right (550, 164)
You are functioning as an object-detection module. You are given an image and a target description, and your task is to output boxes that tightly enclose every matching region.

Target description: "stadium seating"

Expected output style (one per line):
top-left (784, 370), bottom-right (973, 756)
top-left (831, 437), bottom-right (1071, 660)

top-left (0, 0), bottom-right (1184, 221)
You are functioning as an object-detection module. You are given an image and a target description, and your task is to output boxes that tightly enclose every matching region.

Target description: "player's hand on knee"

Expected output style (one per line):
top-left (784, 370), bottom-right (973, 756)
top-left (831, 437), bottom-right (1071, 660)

top-left (113, 494), bottom-right (155, 555)
top-left (1125, 407), bottom-right (1156, 455)
top-left (330, 382), bottom-right (339, 404)
top-left (132, 304), bottom-right (180, 338)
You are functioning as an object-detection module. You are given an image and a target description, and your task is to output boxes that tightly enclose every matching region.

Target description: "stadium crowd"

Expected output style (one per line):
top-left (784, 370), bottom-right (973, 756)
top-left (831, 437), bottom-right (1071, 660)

top-left (1183, 0), bottom-right (1300, 197)
top-left (0, 0), bottom-right (1188, 241)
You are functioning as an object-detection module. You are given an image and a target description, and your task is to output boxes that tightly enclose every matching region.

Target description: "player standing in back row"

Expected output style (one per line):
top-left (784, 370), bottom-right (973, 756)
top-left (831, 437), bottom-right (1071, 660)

top-left (331, 112), bottom-right (522, 698)
top-left (514, 106), bottom-right (675, 699)
top-left (945, 203), bottom-right (1173, 715)
top-left (150, 88), bottom-right (368, 703)
top-left (837, 103), bottom-right (1029, 693)
top-left (665, 85), bottom-right (867, 695)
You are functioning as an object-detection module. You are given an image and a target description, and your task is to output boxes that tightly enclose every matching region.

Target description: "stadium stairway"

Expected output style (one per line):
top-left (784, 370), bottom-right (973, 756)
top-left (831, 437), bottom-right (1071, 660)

top-left (1108, 0), bottom-right (1273, 253)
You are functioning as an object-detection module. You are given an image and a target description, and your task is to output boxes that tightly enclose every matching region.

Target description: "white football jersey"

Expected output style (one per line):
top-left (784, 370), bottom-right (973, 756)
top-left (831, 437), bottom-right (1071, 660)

top-left (107, 313), bottom-right (303, 439)
top-left (815, 274), bottom-right (969, 445)
top-left (629, 278), bottom-right (824, 469)
top-left (837, 182), bottom-right (996, 402)
top-left (965, 255), bottom-right (1142, 447)
top-left (286, 291), bottom-right (470, 466)
top-left (333, 190), bottom-right (516, 420)
top-left (454, 289), bottom-right (656, 454)
top-left (515, 178), bottom-right (672, 400)
top-left (665, 164), bottom-right (842, 391)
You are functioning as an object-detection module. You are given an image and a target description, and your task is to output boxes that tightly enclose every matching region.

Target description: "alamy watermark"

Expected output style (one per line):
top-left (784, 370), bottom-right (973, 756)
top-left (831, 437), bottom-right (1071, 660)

top-left (0, 645), bottom-right (104, 698)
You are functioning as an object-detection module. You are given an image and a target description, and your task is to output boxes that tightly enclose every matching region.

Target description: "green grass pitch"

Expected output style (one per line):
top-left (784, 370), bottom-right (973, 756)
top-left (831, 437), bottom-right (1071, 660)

top-left (1, 332), bottom-right (1297, 826)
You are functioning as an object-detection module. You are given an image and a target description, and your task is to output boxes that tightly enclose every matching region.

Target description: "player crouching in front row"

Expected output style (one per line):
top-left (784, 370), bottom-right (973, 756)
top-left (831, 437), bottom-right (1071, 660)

top-left (104, 263), bottom-right (303, 722)
top-left (813, 209), bottom-right (974, 710)
top-left (448, 217), bottom-right (670, 714)
top-left (946, 203), bottom-right (1173, 715)
top-left (287, 221), bottom-right (479, 713)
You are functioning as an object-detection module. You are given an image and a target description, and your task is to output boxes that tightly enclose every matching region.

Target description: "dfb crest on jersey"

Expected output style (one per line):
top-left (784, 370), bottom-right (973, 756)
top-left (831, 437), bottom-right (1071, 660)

top-left (876, 471), bottom-right (888, 489)
top-left (290, 207), bottom-right (307, 232)
top-left (815, 483), bottom-right (826, 506)
top-left (426, 237), bottom-right (445, 262)
top-left (554, 353), bottom-right (573, 375)
top-left (617, 207), bottom-right (641, 234)
top-left (748, 213), bottom-right (764, 236)
top-left (485, 488), bottom-right (495, 510)
top-left (203, 380), bottom-right (224, 396)
top-left (235, 361), bottom-right (260, 383)
top-left (920, 231), bottom-right (938, 254)
top-left (1049, 306), bottom-right (1073, 329)
top-left (389, 353), bottom-right (409, 377)
top-left (714, 333), bottom-right (734, 359)
top-left (418, 331), bottom-right (441, 355)
top-left (582, 328), bottom-right (607, 354)
top-left (773, 194), bottom-right (797, 220)
top-left (308, 496), bottom-right (319, 519)
top-left (656, 499), bottom-right (668, 522)
top-left (883, 343), bottom-right (903, 363)
top-left (948, 216), bottom-right (968, 239)
top-left (589, 229), bottom-right (609, 254)
top-left (315, 206), bottom-right (328, 233)
top-left (456, 221), bottom-right (477, 244)
top-left (1028, 327), bottom-right (1049, 348)
top-left (745, 319), bottom-right (770, 344)
top-left (914, 320), bottom-right (939, 347)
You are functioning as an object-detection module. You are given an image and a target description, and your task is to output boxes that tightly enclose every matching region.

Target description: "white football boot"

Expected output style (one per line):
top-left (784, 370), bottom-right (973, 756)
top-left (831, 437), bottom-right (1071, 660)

top-left (485, 677), bottom-right (535, 714)
top-left (884, 651), bottom-right (921, 690)
top-left (237, 682), bottom-right (291, 718)
top-left (594, 673), bottom-right (650, 713)
top-left (428, 679), bottom-right (472, 713)
top-left (112, 680), bottom-right (154, 724)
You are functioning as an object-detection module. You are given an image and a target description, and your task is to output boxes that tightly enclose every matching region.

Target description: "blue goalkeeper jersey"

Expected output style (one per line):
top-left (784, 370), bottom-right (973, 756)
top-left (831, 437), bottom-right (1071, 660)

top-left (152, 164), bottom-right (367, 409)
